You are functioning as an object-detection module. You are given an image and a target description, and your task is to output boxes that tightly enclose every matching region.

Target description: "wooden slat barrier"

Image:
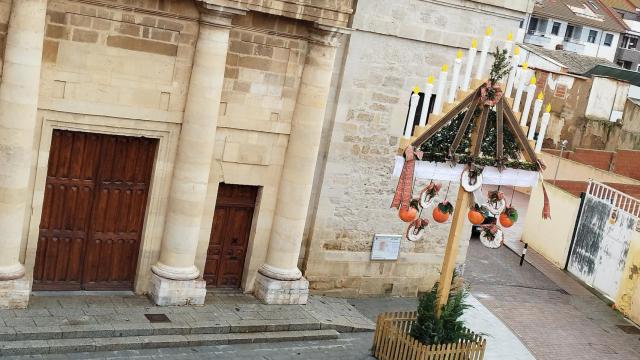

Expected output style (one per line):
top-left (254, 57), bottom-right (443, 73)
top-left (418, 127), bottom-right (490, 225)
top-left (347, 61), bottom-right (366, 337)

top-left (371, 312), bottom-right (486, 360)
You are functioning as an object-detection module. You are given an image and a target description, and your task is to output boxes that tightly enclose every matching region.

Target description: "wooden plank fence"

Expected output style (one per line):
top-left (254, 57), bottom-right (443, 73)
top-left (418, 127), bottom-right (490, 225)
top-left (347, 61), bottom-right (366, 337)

top-left (372, 311), bottom-right (486, 360)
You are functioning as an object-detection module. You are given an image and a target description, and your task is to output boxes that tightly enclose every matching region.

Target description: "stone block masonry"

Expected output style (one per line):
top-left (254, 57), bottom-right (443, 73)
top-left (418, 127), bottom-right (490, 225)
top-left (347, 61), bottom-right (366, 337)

top-left (303, 0), bottom-right (529, 297)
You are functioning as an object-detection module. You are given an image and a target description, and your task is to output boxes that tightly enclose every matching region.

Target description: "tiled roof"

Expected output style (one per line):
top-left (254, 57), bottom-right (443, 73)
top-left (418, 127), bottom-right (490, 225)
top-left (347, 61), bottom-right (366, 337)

top-left (533, 0), bottom-right (628, 32)
top-left (599, 0), bottom-right (636, 12)
top-left (521, 43), bottom-right (619, 74)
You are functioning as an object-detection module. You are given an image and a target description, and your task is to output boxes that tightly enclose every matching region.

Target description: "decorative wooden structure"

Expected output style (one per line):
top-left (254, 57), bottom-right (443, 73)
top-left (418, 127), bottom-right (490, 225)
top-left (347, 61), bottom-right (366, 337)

top-left (403, 86), bottom-right (542, 312)
top-left (372, 311), bottom-right (486, 360)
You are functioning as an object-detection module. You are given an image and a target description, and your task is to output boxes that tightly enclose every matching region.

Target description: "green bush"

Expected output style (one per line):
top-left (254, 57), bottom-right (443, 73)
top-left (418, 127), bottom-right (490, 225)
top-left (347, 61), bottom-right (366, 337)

top-left (410, 280), bottom-right (473, 346)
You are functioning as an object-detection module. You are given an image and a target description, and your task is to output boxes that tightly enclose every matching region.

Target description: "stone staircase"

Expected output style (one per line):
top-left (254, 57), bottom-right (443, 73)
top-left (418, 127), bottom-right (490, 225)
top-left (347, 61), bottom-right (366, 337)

top-left (0, 321), bottom-right (340, 356)
top-left (0, 294), bottom-right (375, 356)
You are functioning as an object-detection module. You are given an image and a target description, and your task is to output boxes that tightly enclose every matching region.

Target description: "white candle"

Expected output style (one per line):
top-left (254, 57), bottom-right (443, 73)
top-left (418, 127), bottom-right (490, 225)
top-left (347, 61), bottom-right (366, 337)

top-left (461, 39), bottom-right (477, 91)
top-left (433, 64), bottom-right (448, 115)
top-left (404, 87), bottom-right (420, 138)
top-left (419, 76), bottom-right (434, 127)
top-left (505, 46), bottom-right (520, 97)
top-left (504, 32), bottom-right (513, 57)
top-left (513, 63), bottom-right (529, 111)
top-left (535, 104), bottom-right (551, 153)
top-left (520, 77), bottom-right (537, 126)
top-left (475, 26), bottom-right (492, 80)
top-left (528, 92), bottom-right (544, 140)
top-left (447, 51), bottom-right (463, 103)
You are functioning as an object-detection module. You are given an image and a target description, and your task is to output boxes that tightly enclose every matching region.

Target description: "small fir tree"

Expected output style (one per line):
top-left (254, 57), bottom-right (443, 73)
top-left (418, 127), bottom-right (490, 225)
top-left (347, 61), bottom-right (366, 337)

top-left (410, 275), bottom-right (473, 345)
top-left (489, 47), bottom-right (511, 84)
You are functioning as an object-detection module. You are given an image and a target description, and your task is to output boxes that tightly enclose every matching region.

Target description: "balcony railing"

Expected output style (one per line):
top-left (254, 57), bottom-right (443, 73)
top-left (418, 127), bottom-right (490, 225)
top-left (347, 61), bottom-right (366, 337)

top-left (524, 33), bottom-right (552, 47)
top-left (563, 39), bottom-right (585, 53)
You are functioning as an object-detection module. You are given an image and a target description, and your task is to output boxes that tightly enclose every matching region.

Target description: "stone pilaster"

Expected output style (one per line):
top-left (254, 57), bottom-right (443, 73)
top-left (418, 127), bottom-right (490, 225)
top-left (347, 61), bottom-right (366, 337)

top-left (256, 26), bottom-right (343, 305)
top-left (0, 0), bottom-right (47, 309)
top-left (150, 7), bottom-right (242, 306)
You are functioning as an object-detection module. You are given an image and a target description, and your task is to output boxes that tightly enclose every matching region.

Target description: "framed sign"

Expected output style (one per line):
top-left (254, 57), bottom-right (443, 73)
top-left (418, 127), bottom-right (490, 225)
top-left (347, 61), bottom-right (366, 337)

top-left (371, 234), bottom-right (402, 261)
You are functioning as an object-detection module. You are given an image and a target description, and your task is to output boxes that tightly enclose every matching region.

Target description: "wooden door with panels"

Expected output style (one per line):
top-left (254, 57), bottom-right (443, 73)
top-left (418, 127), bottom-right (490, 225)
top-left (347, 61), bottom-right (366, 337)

top-left (204, 184), bottom-right (258, 288)
top-left (33, 130), bottom-right (157, 291)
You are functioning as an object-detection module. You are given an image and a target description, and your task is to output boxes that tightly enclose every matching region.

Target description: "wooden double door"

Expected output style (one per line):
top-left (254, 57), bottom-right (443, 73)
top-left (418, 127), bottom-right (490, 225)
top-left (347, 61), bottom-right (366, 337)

top-left (204, 184), bottom-right (258, 288)
top-left (33, 130), bottom-right (157, 291)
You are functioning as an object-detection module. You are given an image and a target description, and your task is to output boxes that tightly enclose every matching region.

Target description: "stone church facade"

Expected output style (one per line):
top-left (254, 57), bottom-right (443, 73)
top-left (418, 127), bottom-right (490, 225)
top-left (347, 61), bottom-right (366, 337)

top-left (0, 0), bottom-right (350, 308)
top-left (0, 0), bottom-right (532, 309)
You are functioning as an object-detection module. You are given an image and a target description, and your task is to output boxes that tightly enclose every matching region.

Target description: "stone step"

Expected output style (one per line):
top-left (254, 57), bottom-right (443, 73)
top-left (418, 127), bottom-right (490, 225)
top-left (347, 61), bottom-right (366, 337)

top-left (0, 318), bottom-right (345, 342)
top-left (0, 329), bottom-right (340, 355)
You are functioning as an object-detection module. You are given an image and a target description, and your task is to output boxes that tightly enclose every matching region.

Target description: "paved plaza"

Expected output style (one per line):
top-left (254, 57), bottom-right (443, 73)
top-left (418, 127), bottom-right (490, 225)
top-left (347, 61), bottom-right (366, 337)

top-left (466, 238), bottom-right (640, 360)
top-left (3, 238), bottom-right (639, 359)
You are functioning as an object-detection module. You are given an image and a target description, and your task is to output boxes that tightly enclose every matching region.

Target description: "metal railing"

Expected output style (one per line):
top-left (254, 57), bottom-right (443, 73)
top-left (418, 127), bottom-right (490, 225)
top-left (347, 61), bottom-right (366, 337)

top-left (586, 180), bottom-right (640, 217)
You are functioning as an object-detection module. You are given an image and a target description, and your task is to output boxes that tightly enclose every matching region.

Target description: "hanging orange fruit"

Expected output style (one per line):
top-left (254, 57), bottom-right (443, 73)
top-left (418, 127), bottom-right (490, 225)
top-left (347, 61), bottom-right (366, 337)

top-left (432, 201), bottom-right (454, 223)
top-left (398, 199), bottom-right (420, 223)
top-left (499, 206), bottom-right (518, 228)
top-left (467, 204), bottom-right (486, 225)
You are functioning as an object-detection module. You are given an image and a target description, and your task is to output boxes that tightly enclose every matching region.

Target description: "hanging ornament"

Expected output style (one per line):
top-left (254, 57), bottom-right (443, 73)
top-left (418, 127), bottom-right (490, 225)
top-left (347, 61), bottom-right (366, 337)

top-left (461, 165), bottom-right (483, 192)
top-left (406, 218), bottom-right (429, 242)
top-left (433, 201), bottom-right (454, 223)
top-left (398, 199), bottom-right (420, 222)
top-left (419, 182), bottom-right (441, 208)
top-left (391, 146), bottom-right (423, 212)
top-left (499, 205), bottom-right (518, 228)
top-left (480, 224), bottom-right (503, 248)
top-left (485, 189), bottom-right (506, 216)
top-left (467, 203), bottom-right (487, 225)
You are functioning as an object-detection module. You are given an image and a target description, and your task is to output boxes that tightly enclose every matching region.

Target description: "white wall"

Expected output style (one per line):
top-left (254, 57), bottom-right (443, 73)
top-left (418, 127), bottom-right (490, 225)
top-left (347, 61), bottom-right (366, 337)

top-left (585, 77), bottom-right (630, 121)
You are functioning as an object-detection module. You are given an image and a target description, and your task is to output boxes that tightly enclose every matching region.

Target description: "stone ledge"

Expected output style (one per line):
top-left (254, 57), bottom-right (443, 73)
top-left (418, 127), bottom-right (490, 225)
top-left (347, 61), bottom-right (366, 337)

top-left (148, 272), bottom-right (206, 306)
top-left (0, 278), bottom-right (30, 309)
top-left (254, 272), bottom-right (309, 305)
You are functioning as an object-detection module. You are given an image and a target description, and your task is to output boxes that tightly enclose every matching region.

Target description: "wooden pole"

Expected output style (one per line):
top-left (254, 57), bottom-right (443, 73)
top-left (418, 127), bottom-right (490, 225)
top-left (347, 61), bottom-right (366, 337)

top-left (435, 185), bottom-right (471, 315)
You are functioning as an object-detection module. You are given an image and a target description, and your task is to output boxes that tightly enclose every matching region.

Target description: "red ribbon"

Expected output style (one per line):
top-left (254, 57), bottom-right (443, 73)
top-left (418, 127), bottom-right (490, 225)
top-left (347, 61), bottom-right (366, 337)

top-left (391, 145), bottom-right (422, 210)
top-left (542, 182), bottom-right (551, 219)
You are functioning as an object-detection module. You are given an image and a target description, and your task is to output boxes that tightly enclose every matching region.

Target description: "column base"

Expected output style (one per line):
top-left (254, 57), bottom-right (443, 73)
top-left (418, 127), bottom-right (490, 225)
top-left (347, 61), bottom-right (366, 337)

top-left (254, 272), bottom-right (309, 305)
top-left (148, 272), bottom-right (206, 306)
top-left (0, 277), bottom-right (30, 309)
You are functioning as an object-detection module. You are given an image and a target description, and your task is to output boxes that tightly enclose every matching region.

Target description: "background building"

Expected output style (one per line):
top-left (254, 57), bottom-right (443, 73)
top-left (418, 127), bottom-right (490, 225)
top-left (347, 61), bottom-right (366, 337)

top-left (523, 0), bottom-right (627, 62)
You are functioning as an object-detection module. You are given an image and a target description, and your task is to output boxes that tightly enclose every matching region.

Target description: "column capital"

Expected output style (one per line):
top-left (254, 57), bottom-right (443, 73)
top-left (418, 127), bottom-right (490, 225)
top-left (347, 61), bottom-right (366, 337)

top-left (196, 1), bottom-right (246, 28)
top-left (308, 25), bottom-right (349, 47)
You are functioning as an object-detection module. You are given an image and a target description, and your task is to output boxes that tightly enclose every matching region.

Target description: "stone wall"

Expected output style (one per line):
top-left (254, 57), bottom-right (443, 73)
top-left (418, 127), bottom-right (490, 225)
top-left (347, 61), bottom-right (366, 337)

top-left (302, 0), bottom-right (530, 297)
top-left (195, 12), bottom-right (312, 292)
top-left (0, 0), bottom-right (9, 78)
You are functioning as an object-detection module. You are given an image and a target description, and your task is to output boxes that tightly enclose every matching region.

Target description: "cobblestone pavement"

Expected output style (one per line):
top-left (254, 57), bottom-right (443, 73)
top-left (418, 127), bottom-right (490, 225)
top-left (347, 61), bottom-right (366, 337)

top-left (465, 237), bottom-right (640, 360)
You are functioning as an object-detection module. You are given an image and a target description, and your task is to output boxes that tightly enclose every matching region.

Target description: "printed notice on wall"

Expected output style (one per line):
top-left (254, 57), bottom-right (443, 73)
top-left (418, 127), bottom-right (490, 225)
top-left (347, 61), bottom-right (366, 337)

top-left (371, 234), bottom-right (401, 261)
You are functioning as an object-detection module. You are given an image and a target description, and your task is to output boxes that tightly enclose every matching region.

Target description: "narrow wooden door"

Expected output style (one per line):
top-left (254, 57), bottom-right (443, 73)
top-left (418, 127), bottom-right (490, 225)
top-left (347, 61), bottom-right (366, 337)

top-left (204, 184), bottom-right (258, 288)
top-left (33, 130), bottom-right (157, 291)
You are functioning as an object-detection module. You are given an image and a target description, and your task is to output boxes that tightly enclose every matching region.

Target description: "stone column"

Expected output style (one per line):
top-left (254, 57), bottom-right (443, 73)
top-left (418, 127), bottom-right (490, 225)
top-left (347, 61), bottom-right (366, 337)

top-left (255, 27), bottom-right (343, 305)
top-left (0, 0), bottom-right (47, 309)
top-left (150, 8), bottom-right (241, 306)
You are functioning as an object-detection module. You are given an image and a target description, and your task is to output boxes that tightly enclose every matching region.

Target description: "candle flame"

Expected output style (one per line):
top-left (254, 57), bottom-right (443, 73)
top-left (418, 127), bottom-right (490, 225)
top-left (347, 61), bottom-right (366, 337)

top-left (456, 50), bottom-right (463, 59)
top-left (513, 46), bottom-right (520, 55)
top-left (545, 103), bottom-right (551, 112)
top-left (441, 64), bottom-right (448, 72)
top-left (537, 92), bottom-right (543, 100)
top-left (522, 62), bottom-right (528, 70)
top-left (485, 26), bottom-right (492, 36)
top-left (427, 75), bottom-right (434, 84)
top-left (412, 86), bottom-right (420, 94)
top-left (507, 32), bottom-right (513, 41)
top-left (530, 76), bottom-right (536, 85)
top-left (471, 39), bottom-right (477, 49)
